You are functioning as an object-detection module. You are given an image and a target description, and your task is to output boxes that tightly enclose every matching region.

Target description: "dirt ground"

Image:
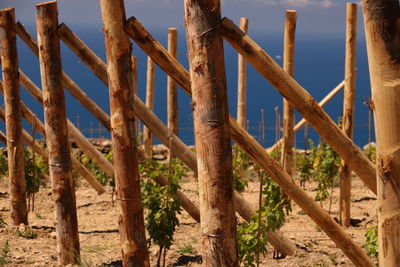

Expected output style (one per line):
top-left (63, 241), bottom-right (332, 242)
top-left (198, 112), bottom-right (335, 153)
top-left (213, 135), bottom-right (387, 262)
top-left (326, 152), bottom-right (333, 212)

top-left (0, 163), bottom-right (377, 267)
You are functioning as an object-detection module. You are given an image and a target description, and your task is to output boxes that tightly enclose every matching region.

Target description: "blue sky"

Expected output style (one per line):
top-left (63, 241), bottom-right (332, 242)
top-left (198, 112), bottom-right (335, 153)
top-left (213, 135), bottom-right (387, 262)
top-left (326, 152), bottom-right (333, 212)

top-left (1, 0), bottom-right (363, 35)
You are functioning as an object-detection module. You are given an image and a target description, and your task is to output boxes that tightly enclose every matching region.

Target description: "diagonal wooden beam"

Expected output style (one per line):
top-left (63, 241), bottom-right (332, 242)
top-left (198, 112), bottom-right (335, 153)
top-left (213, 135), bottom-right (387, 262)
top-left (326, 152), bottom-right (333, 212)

top-left (124, 17), bottom-right (374, 266)
top-left (55, 21), bottom-right (296, 256)
top-left (216, 18), bottom-right (376, 194)
top-left (0, 80), bottom-right (105, 194)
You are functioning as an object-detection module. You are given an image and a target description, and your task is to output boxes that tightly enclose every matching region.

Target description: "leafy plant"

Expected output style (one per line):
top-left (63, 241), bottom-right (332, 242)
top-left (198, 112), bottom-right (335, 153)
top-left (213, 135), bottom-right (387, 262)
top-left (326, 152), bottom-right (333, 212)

top-left (178, 244), bottom-right (196, 255)
top-left (0, 149), bottom-right (8, 179)
top-left (232, 145), bottom-right (249, 192)
top-left (364, 144), bottom-right (376, 163)
top-left (14, 226), bottom-right (36, 239)
top-left (140, 158), bottom-right (185, 267)
top-left (0, 214), bottom-right (6, 228)
top-left (237, 168), bottom-right (291, 266)
top-left (0, 240), bottom-right (10, 267)
top-left (313, 140), bottom-right (340, 202)
top-left (24, 150), bottom-right (42, 196)
top-left (365, 225), bottom-right (378, 258)
top-left (296, 140), bottom-right (316, 189)
top-left (78, 149), bottom-right (114, 187)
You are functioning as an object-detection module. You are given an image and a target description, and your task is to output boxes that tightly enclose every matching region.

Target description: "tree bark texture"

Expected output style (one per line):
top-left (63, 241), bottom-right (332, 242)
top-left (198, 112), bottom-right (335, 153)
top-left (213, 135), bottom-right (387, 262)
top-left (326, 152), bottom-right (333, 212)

top-left (237, 17), bottom-right (249, 129)
top-left (99, 0), bottom-right (150, 265)
top-left (144, 57), bottom-right (155, 159)
top-left (167, 28), bottom-right (179, 136)
top-left (281, 10), bottom-right (296, 181)
top-left (36, 2), bottom-right (80, 265)
top-left (184, 1), bottom-right (239, 265)
top-left (362, 0), bottom-right (400, 266)
top-left (340, 3), bottom-right (357, 228)
top-left (0, 7), bottom-right (28, 226)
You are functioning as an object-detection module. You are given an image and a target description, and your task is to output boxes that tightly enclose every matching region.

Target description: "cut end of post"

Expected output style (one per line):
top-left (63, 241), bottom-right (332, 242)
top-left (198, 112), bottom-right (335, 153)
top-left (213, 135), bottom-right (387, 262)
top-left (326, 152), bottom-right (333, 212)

top-left (36, 1), bottom-right (57, 7)
top-left (0, 7), bottom-right (15, 13)
top-left (286, 9), bottom-right (297, 13)
top-left (168, 27), bottom-right (177, 32)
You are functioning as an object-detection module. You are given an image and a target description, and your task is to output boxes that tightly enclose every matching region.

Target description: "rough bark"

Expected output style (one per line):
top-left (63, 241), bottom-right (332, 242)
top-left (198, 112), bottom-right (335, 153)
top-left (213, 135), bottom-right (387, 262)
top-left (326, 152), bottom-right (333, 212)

top-left (125, 17), bottom-right (375, 266)
top-left (36, 2), bottom-right (80, 265)
top-left (55, 18), bottom-right (296, 256)
top-left (0, 7), bottom-right (28, 226)
top-left (362, 0), bottom-right (400, 266)
top-left (143, 57), bottom-right (155, 159)
top-left (237, 17), bottom-right (249, 129)
top-left (167, 28), bottom-right (179, 137)
top-left (99, 0), bottom-right (150, 265)
top-left (184, 1), bottom-right (239, 265)
top-left (340, 3), bottom-right (357, 228)
top-left (217, 18), bottom-right (377, 194)
top-left (281, 10), bottom-right (296, 189)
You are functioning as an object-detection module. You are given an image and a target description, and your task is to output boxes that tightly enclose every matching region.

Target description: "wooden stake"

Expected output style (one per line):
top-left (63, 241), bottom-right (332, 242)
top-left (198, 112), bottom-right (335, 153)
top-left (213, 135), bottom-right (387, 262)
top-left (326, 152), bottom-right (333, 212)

top-left (362, 1), bottom-right (400, 265)
top-left (184, 1), bottom-right (238, 265)
top-left (0, 8), bottom-right (28, 226)
top-left (217, 18), bottom-right (376, 194)
top-left (281, 10), bottom-right (296, 182)
top-left (36, 2), bottom-right (80, 264)
top-left (99, 0), bottom-right (150, 265)
top-left (167, 28), bottom-right (179, 137)
top-left (340, 3), bottom-right (357, 228)
top-left (144, 57), bottom-right (155, 159)
top-left (53, 20), bottom-right (296, 256)
top-left (124, 18), bottom-right (375, 265)
top-left (237, 17), bottom-right (249, 129)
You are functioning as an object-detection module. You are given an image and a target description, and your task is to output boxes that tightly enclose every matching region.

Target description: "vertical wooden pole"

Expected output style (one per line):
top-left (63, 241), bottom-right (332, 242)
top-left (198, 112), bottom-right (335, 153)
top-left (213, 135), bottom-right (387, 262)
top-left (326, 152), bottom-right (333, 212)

top-left (184, 0), bottom-right (238, 265)
top-left (131, 56), bottom-right (141, 137)
top-left (362, 0), bottom-right (400, 265)
top-left (275, 106), bottom-right (279, 143)
top-left (237, 17), bottom-right (249, 129)
top-left (0, 8), bottom-right (28, 226)
top-left (36, 2), bottom-right (80, 265)
top-left (99, 0), bottom-right (150, 265)
top-left (281, 10), bottom-right (296, 181)
top-left (167, 28), bottom-right (179, 137)
top-left (143, 56), bottom-right (155, 159)
top-left (340, 3), bottom-right (357, 228)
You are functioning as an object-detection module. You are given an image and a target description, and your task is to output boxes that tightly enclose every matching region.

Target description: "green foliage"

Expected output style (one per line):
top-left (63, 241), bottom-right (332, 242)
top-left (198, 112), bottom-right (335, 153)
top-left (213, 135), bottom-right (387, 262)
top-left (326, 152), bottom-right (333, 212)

top-left (0, 240), bottom-right (9, 267)
top-left (365, 225), bottom-right (378, 258)
top-left (237, 170), bottom-right (291, 266)
top-left (237, 217), bottom-right (268, 267)
top-left (24, 150), bottom-right (43, 195)
top-left (0, 214), bottom-right (6, 228)
top-left (269, 145), bottom-right (282, 162)
top-left (140, 158), bottom-right (185, 265)
top-left (296, 140), bottom-right (316, 187)
top-left (177, 244), bottom-right (196, 255)
top-left (0, 149), bottom-right (8, 179)
top-left (14, 227), bottom-right (36, 239)
top-left (364, 144), bottom-right (376, 164)
top-left (313, 141), bottom-right (340, 201)
top-left (232, 145), bottom-right (249, 192)
top-left (78, 149), bottom-right (114, 187)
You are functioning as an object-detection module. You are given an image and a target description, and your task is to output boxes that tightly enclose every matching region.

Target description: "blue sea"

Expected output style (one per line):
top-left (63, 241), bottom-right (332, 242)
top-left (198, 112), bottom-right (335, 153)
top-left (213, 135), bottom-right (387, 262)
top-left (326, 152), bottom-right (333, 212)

top-left (6, 23), bottom-right (374, 149)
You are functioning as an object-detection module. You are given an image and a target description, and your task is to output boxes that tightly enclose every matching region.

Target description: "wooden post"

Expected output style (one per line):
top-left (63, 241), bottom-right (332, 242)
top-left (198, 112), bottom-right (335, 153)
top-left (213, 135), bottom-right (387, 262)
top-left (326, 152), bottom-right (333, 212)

top-left (217, 18), bottom-right (377, 194)
top-left (340, 3), bottom-right (357, 228)
top-left (362, 1), bottom-right (400, 266)
top-left (144, 57), bottom-right (155, 159)
top-left (0, 8), bottom-right (28, 226)
top-left (268, 80), bottom-right (345, 153)
top-left (124, 19), bottom-right (375, 265)
top-left (167, 28), bottom-right (179, 137)
top-left (131, 56), bottom-right (141, 136)
top-left (99, 0), bottom-right (150, 265)
top-left (237, 17), bottom-right (249, 129)
top-left (36, 2), bottom-right (80, 265)
top-left (52, 20), bottom-right (296, 255)
top-left (15, 22), bottom-right (110, 131)
top-left (184, 1), bottom-right (239, 265)
top-left (281, 10), bottom-right (296, 182)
